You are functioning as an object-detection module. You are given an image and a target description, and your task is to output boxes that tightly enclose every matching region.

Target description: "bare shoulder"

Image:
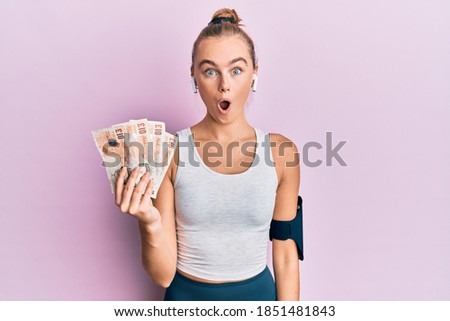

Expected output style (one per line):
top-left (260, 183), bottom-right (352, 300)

top-left (269, 133), bottom-right (299, 156)
top-left (269, 133), bottom-right (300, 181)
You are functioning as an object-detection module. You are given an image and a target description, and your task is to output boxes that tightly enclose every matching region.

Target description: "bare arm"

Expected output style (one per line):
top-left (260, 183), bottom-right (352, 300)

top-left (271, 134), bottom-right (301, 300)
top-left (115, 157), bottom-right (177, 288)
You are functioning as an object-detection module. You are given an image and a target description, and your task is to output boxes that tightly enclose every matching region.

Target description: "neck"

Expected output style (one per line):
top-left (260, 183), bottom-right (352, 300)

top-left (193, 114), bottom-right (254, 143)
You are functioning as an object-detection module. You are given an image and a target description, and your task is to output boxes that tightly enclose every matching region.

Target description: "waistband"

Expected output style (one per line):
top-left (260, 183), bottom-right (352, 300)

top-left (174, 266), bottom-right (270, 288)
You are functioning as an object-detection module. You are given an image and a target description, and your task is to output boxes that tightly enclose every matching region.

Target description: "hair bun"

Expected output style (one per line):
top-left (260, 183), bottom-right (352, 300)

top-left (209, 8), bottom-right (243, 26)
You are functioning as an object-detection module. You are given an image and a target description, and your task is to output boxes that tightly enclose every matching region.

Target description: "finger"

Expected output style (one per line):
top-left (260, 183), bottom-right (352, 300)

top-left (129, 171), bottom-right (151, 214)
top-left (142, 173), bottom-right (155, 204)
top-left (119, 166), bottom-right (141, 212)
top-left (115, 167), bottom-right (128, 206)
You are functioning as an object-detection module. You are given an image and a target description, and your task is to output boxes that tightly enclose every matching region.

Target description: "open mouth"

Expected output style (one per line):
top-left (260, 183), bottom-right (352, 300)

top-left (219, 100), bottom-right (231, 110)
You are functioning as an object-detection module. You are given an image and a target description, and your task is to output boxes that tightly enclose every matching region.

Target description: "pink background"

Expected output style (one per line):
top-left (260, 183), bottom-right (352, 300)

top-left (1, 0), bottom-right (449, 300)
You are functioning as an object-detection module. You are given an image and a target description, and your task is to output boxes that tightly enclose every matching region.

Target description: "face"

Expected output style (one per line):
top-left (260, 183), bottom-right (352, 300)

top-left (192, 35), bottom-right (258, 122)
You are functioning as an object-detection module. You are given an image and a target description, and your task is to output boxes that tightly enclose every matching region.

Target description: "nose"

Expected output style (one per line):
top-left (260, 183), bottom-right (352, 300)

top-left (218, 77), bottom-right (230, 93)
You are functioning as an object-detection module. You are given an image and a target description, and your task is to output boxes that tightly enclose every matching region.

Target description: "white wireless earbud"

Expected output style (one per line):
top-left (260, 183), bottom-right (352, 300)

top-left (191, 76), bottom-right (198, 94)
top-left (252, 74), bottom-right (258, 92)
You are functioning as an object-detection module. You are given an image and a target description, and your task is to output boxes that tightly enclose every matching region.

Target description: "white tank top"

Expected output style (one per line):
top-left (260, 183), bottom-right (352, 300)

top-left (173, 127), bottom-right (278, 281)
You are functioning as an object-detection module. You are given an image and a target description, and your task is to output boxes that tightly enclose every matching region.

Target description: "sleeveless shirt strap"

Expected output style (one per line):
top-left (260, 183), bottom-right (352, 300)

top-left (269, 195), bottom-right (304, 260)
top-left (176, 129), bottom-right (189, 164)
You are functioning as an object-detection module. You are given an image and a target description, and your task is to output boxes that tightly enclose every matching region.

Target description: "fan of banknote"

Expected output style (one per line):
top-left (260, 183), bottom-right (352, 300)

top-left (92, 119), bottom-right (177, 199)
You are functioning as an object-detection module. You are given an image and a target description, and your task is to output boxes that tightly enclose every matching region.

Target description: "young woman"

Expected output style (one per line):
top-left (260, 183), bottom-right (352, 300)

top-left (115, 8), bottom-right (301, 301)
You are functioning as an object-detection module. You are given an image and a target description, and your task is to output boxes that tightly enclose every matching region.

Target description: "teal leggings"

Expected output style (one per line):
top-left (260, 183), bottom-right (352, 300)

top-left (164, 266), bottom-right (276, 301)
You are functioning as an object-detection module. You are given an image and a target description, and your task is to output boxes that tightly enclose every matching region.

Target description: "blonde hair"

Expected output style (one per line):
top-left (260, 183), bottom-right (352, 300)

top-left (190, 8), bottom-right (257, 74)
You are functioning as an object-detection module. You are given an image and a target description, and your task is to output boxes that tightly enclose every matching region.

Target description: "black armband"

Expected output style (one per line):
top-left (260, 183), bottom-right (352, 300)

top-left (269, 195), bottom-right (304, 260)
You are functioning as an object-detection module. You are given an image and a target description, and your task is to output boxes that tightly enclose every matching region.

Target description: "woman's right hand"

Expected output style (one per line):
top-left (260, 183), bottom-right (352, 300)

top-left (115, 166), bottom-right (161, 226)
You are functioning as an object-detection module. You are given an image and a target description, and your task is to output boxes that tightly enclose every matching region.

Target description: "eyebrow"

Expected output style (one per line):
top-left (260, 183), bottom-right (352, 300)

top-left (198, 57), bottom-right (248, 69)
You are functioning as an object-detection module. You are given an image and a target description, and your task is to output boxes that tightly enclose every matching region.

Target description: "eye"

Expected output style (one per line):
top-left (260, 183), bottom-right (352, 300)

top-left (232, 68), bottom-right (242, 75)
top-left (205, 69), bottom-right (217, 77)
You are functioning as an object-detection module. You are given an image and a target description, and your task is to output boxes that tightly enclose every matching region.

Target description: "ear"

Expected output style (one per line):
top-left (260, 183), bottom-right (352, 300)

top-left (191, 65), bottom-right (197, 86)
top-left (191, 76), bottom-right (198, 93)
top-left (251, 74), bottom-right (258, 92)
top-left (252, 64), bottom-right (258, 85)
